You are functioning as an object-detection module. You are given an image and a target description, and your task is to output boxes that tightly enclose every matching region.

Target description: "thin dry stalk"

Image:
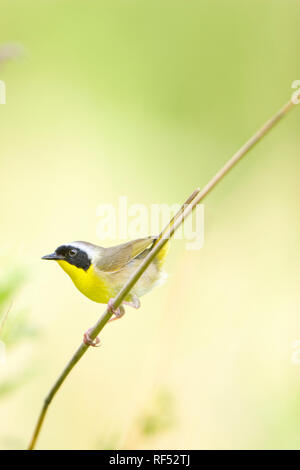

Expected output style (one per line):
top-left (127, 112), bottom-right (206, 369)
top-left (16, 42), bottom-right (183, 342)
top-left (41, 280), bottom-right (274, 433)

top-left (28, 93), bottom-right (300, 450)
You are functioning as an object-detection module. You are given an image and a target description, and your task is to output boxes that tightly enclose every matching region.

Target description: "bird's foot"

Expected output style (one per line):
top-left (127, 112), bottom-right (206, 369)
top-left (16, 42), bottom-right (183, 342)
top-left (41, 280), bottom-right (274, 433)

top-left (83, 327), bottom-right (101, 347)
top-left (107, 298), bottom-right (126, 323)
top-left (122, 295), bottom-right (141, 309)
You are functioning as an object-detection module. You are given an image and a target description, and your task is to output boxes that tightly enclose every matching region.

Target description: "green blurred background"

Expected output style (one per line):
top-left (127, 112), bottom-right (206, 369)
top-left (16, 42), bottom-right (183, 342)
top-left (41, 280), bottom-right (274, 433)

top-left (0, 0), bottom-right (299, 450)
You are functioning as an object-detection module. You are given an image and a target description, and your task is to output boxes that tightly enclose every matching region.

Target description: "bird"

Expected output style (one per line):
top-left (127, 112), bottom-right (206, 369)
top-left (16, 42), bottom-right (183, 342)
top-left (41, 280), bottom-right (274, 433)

top-left (42, 236), bottom-right (169, 346)
top-left (41, 189), bottom-right (199, 347)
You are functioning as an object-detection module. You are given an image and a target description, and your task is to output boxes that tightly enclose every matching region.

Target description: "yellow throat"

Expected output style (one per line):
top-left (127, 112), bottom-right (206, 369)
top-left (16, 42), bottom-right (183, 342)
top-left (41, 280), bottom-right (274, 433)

top-left (57, 260), bottom-right (112, 304)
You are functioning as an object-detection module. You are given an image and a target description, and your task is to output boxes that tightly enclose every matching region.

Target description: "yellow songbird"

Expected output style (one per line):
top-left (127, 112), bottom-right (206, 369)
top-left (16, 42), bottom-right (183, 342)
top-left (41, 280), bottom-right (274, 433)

top-left (42, 236), bottom-right (169, 346)
top-left (42, 190), bottom-right (199, 346)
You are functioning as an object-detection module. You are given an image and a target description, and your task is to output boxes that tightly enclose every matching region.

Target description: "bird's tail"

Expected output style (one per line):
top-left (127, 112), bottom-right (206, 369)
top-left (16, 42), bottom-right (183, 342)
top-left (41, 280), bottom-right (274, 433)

top-left (152, 188), bottom-right (200, 268)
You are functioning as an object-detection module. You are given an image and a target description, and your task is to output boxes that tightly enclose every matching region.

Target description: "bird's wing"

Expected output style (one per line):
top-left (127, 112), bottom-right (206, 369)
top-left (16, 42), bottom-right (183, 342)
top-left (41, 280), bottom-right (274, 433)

top-left (95, 236), bottom-right (156, 272)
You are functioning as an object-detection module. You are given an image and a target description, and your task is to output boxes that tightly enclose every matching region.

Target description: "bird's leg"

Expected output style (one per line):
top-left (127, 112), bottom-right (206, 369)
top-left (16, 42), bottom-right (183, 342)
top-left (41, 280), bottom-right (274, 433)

top-left (83, 327), bottom-right (101, 347)
top-left (84, 296), bottom-right (140, 344)
top-left (122, 295), bottom-right (141, 309)
top-left (107, 298), bottom-right (126, 323)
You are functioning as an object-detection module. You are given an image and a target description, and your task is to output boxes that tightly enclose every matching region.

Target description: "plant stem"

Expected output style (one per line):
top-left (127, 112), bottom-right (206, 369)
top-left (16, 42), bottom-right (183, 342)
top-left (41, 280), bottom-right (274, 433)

top-left (28, 94), bottom-right (299, 450)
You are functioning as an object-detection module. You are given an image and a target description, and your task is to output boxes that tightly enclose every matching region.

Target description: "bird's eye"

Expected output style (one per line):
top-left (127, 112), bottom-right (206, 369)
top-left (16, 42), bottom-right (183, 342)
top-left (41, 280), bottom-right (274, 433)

top-left (69, 249), bottom-right (77, 257)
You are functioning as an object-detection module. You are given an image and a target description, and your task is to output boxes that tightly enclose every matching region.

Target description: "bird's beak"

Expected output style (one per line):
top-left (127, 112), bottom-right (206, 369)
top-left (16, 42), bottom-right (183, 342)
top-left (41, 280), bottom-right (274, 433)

top-left (41, 253), bottom-right (63, 261)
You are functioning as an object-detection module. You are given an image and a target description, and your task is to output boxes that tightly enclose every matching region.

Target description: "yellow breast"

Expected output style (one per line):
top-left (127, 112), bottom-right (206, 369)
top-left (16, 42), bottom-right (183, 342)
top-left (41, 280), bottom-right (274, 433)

top-left (57, 260), bottom-right (112, 304)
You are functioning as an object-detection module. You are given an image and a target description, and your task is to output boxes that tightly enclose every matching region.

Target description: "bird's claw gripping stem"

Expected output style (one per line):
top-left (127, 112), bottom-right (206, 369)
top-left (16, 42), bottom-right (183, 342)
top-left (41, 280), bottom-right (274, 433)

top-left (107, 298), bottom-right (122, 316)
top-left (83, 327), bottom-right (101, 347)
top-left (107, 298), bottom-right (125, 322)
top-left (83, 296), bottom-right (132, 346)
